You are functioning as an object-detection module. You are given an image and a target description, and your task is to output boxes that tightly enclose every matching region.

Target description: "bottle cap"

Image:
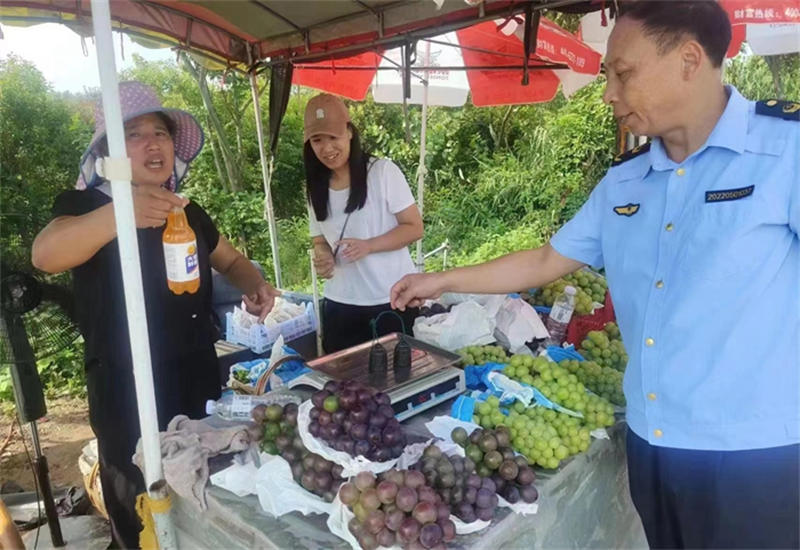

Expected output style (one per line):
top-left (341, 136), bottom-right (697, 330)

top-left (564, 286), bottom-right (577, 296)
top-left (205, 399), bottom-right (215, 415)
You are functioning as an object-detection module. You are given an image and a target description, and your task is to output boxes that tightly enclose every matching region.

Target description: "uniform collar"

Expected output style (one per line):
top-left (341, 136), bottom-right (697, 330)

top-left (649, 85), bottom-right (748, 170)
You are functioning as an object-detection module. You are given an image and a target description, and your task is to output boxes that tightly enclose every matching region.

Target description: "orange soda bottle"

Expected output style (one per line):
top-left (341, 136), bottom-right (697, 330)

top-left (162, 205), bottom-right (200, 294)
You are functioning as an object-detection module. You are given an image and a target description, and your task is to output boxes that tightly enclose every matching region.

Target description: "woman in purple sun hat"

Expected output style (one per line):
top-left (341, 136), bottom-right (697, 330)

top-left (31, 81), bottom-right (280, 548)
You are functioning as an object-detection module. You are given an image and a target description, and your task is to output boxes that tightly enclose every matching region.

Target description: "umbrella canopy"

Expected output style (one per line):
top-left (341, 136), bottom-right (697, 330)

top-left (721, 0), bottom-right (800, 56)
top-left (292, 15), bottom-right (602, 107)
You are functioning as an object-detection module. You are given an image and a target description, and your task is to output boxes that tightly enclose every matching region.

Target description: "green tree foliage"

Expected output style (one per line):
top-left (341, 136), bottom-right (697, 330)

top-left (0, 55), bottom-right (92, 271)
top-left (725, 53), bottom-right (800, 100)
top-left (0, 56), bottom-right (92, 403)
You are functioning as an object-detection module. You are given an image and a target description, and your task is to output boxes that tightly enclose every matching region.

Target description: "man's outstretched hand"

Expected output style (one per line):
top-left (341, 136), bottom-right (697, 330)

top-left (390, 272), bottom-right (446, 311)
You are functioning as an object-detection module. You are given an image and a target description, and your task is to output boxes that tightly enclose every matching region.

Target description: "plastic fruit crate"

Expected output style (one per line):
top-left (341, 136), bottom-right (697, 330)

top-left (226, 301), bottom-right (316, 354)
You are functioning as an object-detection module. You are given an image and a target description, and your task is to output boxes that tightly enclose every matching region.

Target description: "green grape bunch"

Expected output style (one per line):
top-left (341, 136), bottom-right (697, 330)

top-left (531, 270), bottom-right (607, 316)
top-left (503, 355), bottom-right (617, 423)
top-left (560, 359), bottom-right (625, 407)
top-left (578, 322), bottom-right (629, 372)
top-left (457, 345), bottom-right (508, 367)
top-left (563, 270), bottom-right (608, 303)
top-left (470, 392), bottom-right (614, 470)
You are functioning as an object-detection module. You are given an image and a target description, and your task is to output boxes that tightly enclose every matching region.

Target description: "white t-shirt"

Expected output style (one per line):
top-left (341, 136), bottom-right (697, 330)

top-left (309, 158), bottom-right (417, 306)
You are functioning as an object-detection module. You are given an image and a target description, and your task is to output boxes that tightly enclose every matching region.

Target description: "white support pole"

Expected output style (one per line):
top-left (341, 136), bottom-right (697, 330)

top-left (249, 71), bottom-right (283, 288)
top-left (309, 249), bottom-right (323, 357)
top-left (415, 41), bottom-right (431, 273)
top-left (89, 1), bottom-right (175, 548)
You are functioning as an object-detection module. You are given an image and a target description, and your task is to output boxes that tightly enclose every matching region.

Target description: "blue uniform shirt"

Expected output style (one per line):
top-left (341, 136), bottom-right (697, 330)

top-left (550, 86), bottom-right (800, 451)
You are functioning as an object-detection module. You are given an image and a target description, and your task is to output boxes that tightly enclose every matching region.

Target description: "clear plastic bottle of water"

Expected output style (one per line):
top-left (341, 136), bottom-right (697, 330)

top-left (545, 285), bottom-right (577, 347)
top-left (206, 394), bottom-right (270, 421)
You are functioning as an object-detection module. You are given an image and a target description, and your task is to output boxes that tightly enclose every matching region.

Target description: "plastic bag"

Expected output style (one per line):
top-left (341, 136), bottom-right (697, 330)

top-left (209, 460), bottom-right (259, 497)
top-left (254, 454), bottom-right (333, 516)
top-left (413, 301), bottom-right (496, 352)
top-left (485, 371), bottom-right (535, 407)
top-left (209, 453), bottom-right (333, 516)
top-left (265, 336), bottom-right (311, 391)
top-left (326, 493), bottom-right (369, 550)
top-left (296, 400), bottom-right (399, 477)
top-left (494, 295), bottom-right (549, 352)
top-left (439, 293), bottom-right (506, 318)
top-left (463, 363), bottom-right (506, 390)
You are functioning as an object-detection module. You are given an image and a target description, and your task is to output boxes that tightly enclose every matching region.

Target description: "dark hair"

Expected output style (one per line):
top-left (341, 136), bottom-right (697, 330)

top-left (96, 111), bottom-right (176, 156)
top-left (304, 123), bottom-right (371, 222)
top-left (619, 1), bottom-right (731, 67)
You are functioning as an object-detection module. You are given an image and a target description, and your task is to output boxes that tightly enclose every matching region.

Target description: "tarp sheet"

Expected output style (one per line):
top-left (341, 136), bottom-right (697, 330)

top-left (169, 407), bottom-right (647, 549)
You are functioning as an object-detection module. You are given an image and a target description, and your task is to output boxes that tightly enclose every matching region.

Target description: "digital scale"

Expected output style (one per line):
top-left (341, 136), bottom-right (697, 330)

top-left (288, 333), bottom-right (466, 421)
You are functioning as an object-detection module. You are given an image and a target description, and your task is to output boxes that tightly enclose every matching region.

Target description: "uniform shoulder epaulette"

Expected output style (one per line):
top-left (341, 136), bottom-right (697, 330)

top-left (611, 142), bottom-right (651, 166)
top-left (755, 99), bottom-right (800, 121)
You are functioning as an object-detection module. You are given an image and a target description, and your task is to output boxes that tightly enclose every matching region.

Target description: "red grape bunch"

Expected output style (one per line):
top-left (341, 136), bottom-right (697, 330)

top-left (339, 470), bottom-right (457, 550)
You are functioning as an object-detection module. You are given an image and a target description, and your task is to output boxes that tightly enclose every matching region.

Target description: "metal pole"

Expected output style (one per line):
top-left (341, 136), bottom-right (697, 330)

top-left (90, 1), bottom-right (175, 547)
top-left (29, 421), bottom-right (64, 547)
top-left (309, 250), bottom-right (323, 357)
top-left (249, 70), bottom-right (283, 288)
top-left (415, 41), bottom-right (430, 273)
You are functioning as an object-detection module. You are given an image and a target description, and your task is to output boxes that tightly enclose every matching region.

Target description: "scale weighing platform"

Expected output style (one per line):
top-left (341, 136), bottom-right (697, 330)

top-left (289, 333), bottom-right (465, 421)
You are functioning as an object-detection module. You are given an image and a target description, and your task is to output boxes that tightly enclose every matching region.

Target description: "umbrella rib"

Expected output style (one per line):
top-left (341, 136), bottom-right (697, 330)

top-left (250, 1), bottom-right (304, 32)
top-left (256, 0), bottom-right (416, 43)
top-left (378, 53), bottom-right (429, 84)
top-left (259, 0), bottom-right (530, 65)
top-left (352, 0), bottom-right (379, 16)
top-left (293, 64), bottom-right (568, 71)
top-left (424, 37), bottom-right (525, 61)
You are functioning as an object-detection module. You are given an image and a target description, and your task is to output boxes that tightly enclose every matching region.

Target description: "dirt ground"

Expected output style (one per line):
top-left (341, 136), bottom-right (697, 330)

top-left (0, 397), bottom-right (94, 492)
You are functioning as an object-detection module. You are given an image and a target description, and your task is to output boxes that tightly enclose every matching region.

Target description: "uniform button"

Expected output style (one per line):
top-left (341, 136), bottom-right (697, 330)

top-left (665, 223), bottom-right (674, 232)
top-left (654, 429), bottom-right (663, 438)
top-left (647, 393), bottom-right (657, 401)
top-left (676, 168), bottom-right (686, 176)
top-left (645, 338), bottom-right (655, 347)
top-left (191, 314), bottom-right (198, 319)
top-left (655, 280), bottom-right (664, 289)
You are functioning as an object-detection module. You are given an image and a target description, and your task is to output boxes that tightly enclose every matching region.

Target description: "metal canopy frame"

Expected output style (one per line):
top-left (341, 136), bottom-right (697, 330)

top-left (1, 0), bottom-right (601, 71)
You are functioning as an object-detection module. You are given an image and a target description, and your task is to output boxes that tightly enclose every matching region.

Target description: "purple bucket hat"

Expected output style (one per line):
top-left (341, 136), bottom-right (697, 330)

top-left (76, 81), bottom-right (204, 192)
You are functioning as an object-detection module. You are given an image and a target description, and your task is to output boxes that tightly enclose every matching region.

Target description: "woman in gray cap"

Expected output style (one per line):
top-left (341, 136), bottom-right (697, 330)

top-left (304, 93), bottom-right (424, 353)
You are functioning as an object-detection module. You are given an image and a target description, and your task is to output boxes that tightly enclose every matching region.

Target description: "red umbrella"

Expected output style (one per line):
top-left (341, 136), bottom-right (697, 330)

top-left (721, 0), bottom-right (800, 56)
top-left (456, 17), bottom-right (601, 106)
top-left (292, 16), bottom-right (602, 107)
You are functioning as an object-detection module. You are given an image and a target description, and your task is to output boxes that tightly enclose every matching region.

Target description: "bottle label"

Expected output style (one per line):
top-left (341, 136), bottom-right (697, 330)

top-left (549, 305), bottom-right (573, 324)
top-left (163, 241), bottom-right (200, 283)
top-left (230, 395), bottom-right (253, 420)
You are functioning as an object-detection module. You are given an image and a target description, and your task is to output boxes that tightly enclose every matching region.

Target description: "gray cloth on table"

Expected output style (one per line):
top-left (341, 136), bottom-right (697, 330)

top-left (133, 415), bottom-right (254, 510)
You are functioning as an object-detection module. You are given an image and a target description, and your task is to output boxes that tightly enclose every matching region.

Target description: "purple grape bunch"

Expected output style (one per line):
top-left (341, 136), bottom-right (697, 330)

top-left (308, 380), bottom-right (406, 462)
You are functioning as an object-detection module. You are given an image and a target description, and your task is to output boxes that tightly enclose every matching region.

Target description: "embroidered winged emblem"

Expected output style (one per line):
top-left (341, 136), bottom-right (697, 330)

top-left (613, 203), bottom-right (640, 216)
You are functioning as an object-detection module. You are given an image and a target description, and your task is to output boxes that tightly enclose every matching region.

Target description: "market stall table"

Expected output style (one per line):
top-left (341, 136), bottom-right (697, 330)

top-left (169, 400), bottom-right (647, 549)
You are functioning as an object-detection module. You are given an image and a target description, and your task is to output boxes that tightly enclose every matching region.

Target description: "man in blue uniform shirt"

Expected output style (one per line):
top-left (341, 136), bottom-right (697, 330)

top-left (391, 2), bottom-right (799, 547)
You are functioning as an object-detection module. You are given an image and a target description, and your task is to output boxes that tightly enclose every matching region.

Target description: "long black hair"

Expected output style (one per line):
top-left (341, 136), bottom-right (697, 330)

top-left (304, 123), bottom-right (371, 222)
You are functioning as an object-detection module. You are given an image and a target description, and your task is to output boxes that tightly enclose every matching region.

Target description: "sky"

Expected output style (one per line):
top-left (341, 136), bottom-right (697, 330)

top-left (1, 22), bottom-right (176, 93)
